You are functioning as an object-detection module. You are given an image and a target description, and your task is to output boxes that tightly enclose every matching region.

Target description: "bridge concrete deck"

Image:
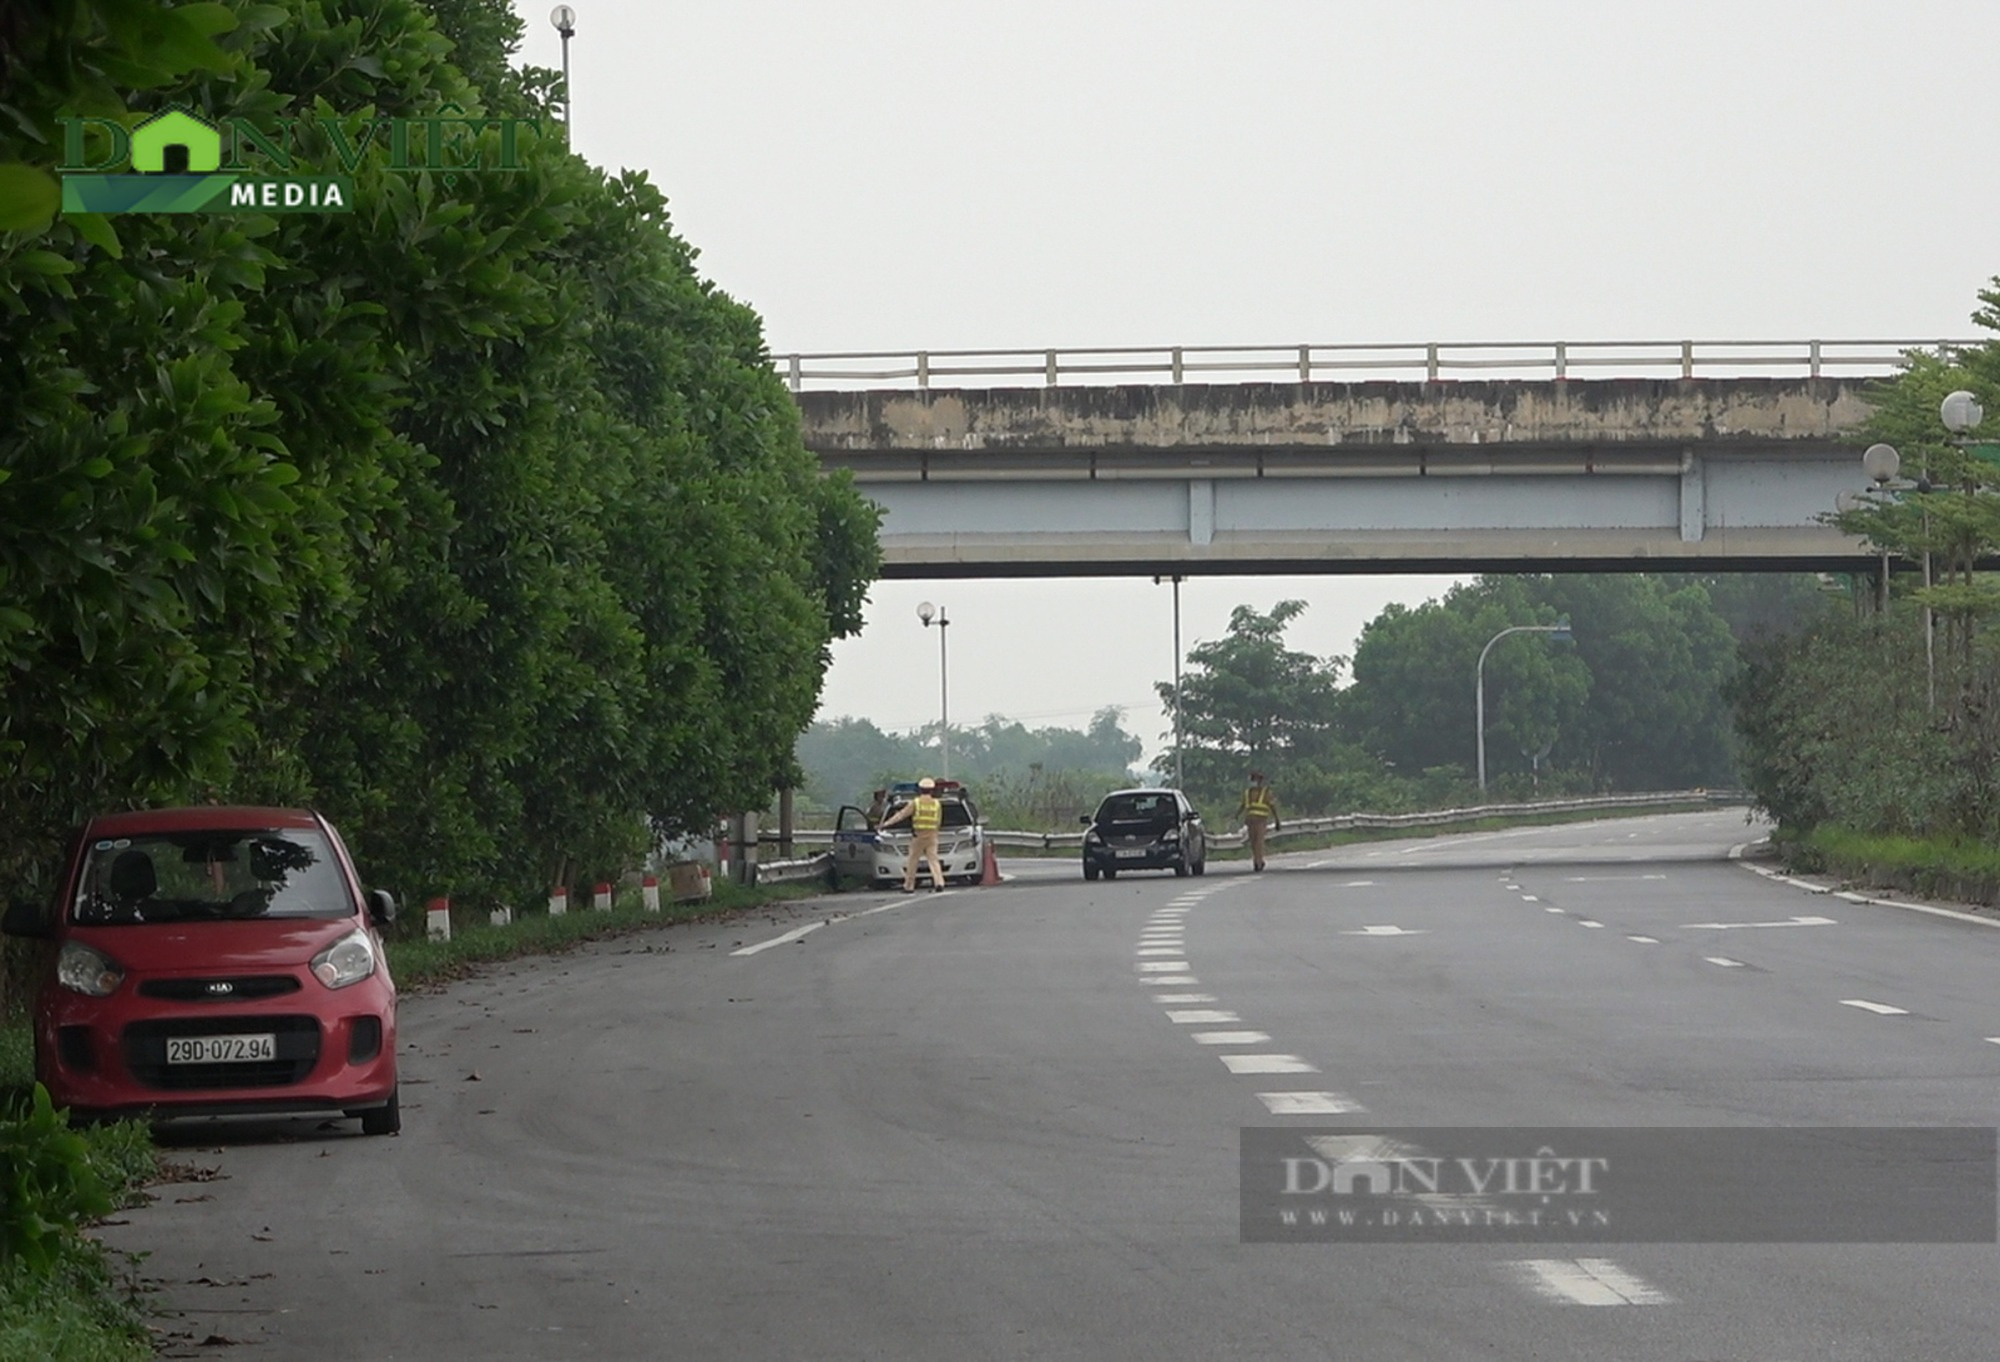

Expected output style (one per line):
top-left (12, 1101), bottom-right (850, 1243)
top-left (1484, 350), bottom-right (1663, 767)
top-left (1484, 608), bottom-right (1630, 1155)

top-left (796, 377), bottom-right (1880, 578)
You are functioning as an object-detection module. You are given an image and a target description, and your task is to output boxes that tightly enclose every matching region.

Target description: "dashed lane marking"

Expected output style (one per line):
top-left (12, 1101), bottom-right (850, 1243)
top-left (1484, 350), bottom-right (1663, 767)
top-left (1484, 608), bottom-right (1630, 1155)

top-left (1544, 907), bottom-right (1565, 914)
top-left (1165, 1009), bottom-right (1240, 1024)
top-left (1504, 1258), bottom-right (1673, 1306)
top-left (1577, 920), bottom-right (1605, 928)
top-left (1680, 915), bottom-right (1836, 930)
top-left (1257, 1091), bottom-right (1366, 1115)
top-left (1339, 925), bottom-right (1429, 936)
top-left (729, 921), bottom-right (827, 957)
top-left (1147, 975), bottom-right (1199, 985)
top-left (1704, 956), bottom-right (1747, 968)
top-left (1840, 999), bottom-right (1909, 1016)
top-left (1137, 961), bottom-right (1192, 972)
top-left (1565, 873), bottom-right (1667, 882)
top-left (1193, 1030), bottom-right (1273, 1045)
top-left (1136, 946), bottom-right (1186, 956)
top-left (1628, 935), bottom-right (1660, 944)
top-left (1153, 993), bottom-right (1217, 1004)
top-left (1221, 1054), bottom-right (1319, 1074)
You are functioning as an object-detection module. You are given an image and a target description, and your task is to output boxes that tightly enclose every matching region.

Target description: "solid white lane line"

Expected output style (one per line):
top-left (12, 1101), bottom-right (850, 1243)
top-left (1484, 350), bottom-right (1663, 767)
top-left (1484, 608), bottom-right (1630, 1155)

top-left (1628, 935), bottom-right (1660, 944)
top-left (1705, 956), bottom-right (1746, 968)
top-left (1193, 1030), bottom-right (1273, 1045)
top-left (729, 921), bottom-right (827, 956)
top-left (1153, 993), bottom-right (1218, 1004)
top-left (1257, 1091), bottom-right (1367, 1115)
top-left (1165, 1009), bottom-right (1240, 1024)
top-left (1841, 999), bottom-right (1909, 1016)
top-left (1505, 1258), bottom-right (1673, 1306)
top-left (1137, 961), bottom-right (1192, 972)
top-left (1221, 1054), bottom-right (1319, 1074)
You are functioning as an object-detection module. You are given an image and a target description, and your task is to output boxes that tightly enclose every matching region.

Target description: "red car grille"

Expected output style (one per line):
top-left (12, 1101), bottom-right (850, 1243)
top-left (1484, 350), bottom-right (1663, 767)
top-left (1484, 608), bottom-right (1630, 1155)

top-left (139, 976), bottom-right (302, 1002)
top-left (123, 1016), bottom-right (321, 1090)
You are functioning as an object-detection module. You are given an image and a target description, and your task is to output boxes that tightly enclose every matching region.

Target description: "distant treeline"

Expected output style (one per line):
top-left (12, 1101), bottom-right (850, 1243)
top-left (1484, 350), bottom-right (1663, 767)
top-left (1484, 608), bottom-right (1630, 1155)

top-left (802, 573), bottom-right (1837, 829)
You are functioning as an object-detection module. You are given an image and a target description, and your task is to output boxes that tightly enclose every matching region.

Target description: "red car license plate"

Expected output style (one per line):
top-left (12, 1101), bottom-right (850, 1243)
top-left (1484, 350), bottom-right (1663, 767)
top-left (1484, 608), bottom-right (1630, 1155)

top-left (166, 1033), bottom-right (277, 1064)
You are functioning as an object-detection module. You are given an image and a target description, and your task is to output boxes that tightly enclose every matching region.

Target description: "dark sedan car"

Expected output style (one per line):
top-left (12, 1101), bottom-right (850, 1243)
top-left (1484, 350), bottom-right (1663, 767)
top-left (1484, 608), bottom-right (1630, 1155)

top-left (1081, 788), bottom-right (1207, 880)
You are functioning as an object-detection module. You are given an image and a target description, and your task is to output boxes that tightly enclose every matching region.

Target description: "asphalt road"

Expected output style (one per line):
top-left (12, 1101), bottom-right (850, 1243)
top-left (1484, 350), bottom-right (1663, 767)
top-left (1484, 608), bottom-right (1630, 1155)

top-left (108, 809), bottom-right (2000, 1361)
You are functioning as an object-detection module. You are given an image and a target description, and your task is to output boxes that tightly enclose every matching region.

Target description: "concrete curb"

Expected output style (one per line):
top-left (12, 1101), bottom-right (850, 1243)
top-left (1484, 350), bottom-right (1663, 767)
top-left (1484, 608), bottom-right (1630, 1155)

top-left (1730, 842), bottom-right (2000, 930)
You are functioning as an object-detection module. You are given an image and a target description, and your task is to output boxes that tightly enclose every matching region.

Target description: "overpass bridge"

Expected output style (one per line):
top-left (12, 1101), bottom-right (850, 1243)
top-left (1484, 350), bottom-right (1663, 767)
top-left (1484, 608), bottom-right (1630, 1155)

top-left (782, 339), bottom-right (1970, 579)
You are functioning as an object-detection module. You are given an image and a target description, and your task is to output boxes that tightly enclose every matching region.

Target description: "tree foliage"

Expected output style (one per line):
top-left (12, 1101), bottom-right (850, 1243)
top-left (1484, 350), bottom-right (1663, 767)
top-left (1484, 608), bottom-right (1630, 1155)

top-left (792, 708), bottom-right (1145, 820)
top-left (1739, 277), bottom-right (2000, 843)
top-left (0, 0), bottom-right (879, 929)
top-left (1158, 578), bottom-right (1806, 821)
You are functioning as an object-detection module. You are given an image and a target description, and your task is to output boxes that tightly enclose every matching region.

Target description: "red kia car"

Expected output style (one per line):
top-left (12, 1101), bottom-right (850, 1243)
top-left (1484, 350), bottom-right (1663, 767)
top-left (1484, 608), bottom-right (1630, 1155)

top-left (1, 807), bottom-right (401, 1134)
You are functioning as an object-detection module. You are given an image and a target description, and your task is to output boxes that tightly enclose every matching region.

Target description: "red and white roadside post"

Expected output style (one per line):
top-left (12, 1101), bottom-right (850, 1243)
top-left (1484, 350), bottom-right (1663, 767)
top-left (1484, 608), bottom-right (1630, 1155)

top-left (593, 881), bottom-right (612, 912)
top-left (548, 884), bottom-right (568, 917)
top-left (426, 895), bottom-right (451, 942)
top-left (642, 875), bottom-right (661, 912)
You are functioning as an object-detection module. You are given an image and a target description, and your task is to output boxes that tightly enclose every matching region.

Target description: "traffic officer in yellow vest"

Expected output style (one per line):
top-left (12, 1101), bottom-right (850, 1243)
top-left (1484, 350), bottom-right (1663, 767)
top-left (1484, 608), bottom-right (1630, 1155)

top-left (879, 777), bottom-right (947, 892)
top-left (1238, 771), bottom-right (1280, 872)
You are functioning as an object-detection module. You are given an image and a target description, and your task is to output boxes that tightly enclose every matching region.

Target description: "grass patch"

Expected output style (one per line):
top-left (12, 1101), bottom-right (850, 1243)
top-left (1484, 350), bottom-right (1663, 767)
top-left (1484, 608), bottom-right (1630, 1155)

top-left (1791, 825), bottom-right (2000, 906)
top-left (0, 1089), bottom-right (158, 1362)
top-left (0, 1249), bottom-right (151, 1362)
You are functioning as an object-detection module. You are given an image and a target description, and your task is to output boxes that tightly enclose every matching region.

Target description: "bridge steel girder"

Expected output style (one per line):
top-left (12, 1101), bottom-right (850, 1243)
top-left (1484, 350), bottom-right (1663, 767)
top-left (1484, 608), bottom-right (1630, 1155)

top-left (796, 377), bottom-right (1881, 579)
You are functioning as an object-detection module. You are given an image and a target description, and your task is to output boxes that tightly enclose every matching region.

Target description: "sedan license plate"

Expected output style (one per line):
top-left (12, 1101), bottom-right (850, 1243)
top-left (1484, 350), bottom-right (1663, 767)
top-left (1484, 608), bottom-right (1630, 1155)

top-left (166, 1033), bottom-right (277, 1064)
top-left (1116, 848), bottom-right (1148, 859)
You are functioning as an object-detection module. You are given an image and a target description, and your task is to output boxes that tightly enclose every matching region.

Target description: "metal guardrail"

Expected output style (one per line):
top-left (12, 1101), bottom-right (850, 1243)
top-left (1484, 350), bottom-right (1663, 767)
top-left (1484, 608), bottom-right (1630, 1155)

top-left (777, 340), bottom-right (1976, 392)
top-left (780, 790), bottom-right (1746, 854)
top-left (754, 851), bottom-right (836, 885)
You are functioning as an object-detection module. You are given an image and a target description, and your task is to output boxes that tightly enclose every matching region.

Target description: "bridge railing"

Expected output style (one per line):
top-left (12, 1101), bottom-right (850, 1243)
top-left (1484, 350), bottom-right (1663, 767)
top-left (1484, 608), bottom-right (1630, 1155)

top-left (778, 339), bottom-right (1975, 392)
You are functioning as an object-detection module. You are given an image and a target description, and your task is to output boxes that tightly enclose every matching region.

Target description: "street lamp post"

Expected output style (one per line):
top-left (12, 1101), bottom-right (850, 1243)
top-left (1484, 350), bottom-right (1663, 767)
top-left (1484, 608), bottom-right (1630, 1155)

top-left (550, 6), bottom-right (576, 143)
top-left (1856, 431), bottom-right (1961, 711)
top-left (1477, 620), bottom-right (1572, 796)
top-left (917, 601), bottom-right (950, 778)
top-left (1154, 574), bottom-right (1184, 789)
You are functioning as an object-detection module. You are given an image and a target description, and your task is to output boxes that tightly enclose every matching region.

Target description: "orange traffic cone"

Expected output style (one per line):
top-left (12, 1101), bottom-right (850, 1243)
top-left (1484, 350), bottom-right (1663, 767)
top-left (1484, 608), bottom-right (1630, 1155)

top-left (979, 839), bottom-right (1002, 887)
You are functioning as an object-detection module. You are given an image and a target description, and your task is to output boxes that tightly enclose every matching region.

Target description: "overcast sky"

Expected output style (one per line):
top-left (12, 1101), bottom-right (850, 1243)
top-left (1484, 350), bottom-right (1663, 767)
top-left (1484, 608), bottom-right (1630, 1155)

top-left (509, 0), bottom-right (2000, 764)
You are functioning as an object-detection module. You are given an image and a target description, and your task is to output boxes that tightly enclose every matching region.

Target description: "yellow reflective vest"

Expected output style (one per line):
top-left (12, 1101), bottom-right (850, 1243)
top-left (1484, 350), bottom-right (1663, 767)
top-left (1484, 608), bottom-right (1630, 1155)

top-left (1242, 785), bottom-right (1275, 819)
top-left (911, 796), bottom-right (943, 831)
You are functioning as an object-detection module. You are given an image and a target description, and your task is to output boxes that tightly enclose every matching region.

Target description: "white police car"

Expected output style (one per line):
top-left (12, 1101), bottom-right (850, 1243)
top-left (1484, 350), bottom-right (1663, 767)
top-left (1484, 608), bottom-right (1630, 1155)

top-left (832, 780), bottom-right (986, 887)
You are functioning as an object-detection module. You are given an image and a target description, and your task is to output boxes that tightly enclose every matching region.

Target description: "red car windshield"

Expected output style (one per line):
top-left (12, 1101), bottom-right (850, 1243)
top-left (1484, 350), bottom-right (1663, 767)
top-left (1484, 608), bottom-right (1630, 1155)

top-left (72, 828), bottom-right (353, 925)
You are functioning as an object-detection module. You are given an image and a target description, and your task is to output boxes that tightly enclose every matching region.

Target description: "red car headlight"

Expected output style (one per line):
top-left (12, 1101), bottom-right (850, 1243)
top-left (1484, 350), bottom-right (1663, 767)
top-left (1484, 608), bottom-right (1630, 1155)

top-left (311, 929), bottom-right (378, 989)
top-left (56, 941), bottom-right (124, 997)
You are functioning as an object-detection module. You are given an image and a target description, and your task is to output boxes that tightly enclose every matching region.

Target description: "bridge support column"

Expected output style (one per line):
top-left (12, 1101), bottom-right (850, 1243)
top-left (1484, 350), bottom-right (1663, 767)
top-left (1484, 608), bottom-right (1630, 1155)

top-left (1679, 450), bottom-right (1705, 543)
top-left (1188, 479), bottom-right (1215, 546)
